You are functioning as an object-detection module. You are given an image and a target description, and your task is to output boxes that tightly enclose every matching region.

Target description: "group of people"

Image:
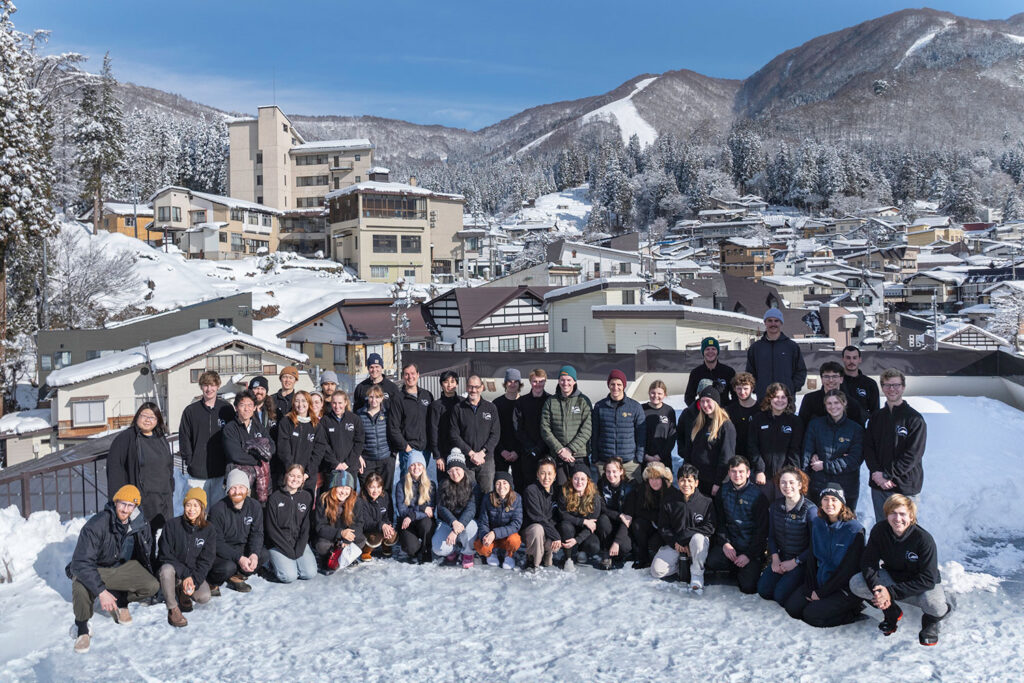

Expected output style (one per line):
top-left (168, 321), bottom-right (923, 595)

top-left (67, 311), bottom-right (952, 653)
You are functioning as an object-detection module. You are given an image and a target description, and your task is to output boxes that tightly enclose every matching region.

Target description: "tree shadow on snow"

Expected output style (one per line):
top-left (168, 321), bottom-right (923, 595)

top-left (33, 537), bottom-right (79, 603)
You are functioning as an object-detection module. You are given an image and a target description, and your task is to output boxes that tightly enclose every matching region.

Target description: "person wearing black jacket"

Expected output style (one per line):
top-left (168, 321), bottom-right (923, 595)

top-left (865, 369), bottom-right (927, 523)
top-left (784, 484), bottom-right (866, 628)
top-left (447, 375), bottom-right (500, 493)
top-left (651, 464), bottom-right (715, 593)
top-left (840, 345), bottom-right (880, 417)
top-left (179, 370), bottom-right (235, 506)
top-left (247, 375), bottom-right (276, 436)
top-left (359, 472), bottom-right (397, 560)
top-left (684, 387), bottom-right (736, 497)
top-left (556, 462), bottom-right (603, 569)
top-left (427, 371), bottom-right (461, 477)
top-left (268, 365), bottom-right (299, 423)
top-left (388, 362), bottom-right (435, 483)
top-left (802, 390), bottom-right (864, 512)
top-left (107, 402), bottom-right (174, 536)
top-left (596, 458), bottom-right (634, 569)
top-left (757, 467), bottom-right (816, 606)
top-left (352, 352), bottom-right (400, 412)
top-left (512, 369), bottom-right (550, 492)
top-left (314, 391), bottom-right (366, 487)
top-left (67, 485), bottom-right (159, 653)
top-left (798, 362), bottom-right (867, 428)
top-left (274, 391), bottom-right (319, 498)
top-left (207, 469), bottom-right (266, 593)
top-left (222, 391), bottom-right (274, 503)
top-left (432, 449), bottom-right (479, 567)
top-left (314, 470), bottom-right (366, 571)
top-left (493, 368), bottom-right (522, 477)
top-left (625, 462), bottom-right (675, 569)
top-left (158, 487), bottom-right (216, 628)
top-left (265, 464), bottom-right (317, 583)
top-left (684, 337), bottom-right (736, 405)
top-left (707, 457), bottom-right (769, 594)
top-left (745, 308), bottom-right (807, 398)
top-left (748, 383), bottom-right (804, 502)
top-left (642, 380), bottom-right (676, 471)
top-left (850, 494), bottom-right (952, 645)
top-left (725, 373), bottom-right (759, 459)
top-left (357, 387), bottom-right (390, 490)
top-left (522, 458), bottom-right (562, 571)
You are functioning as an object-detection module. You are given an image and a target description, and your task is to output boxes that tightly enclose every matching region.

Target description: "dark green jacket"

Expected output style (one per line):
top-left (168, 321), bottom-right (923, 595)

top-left (540, 387), bottom-right (592, 459)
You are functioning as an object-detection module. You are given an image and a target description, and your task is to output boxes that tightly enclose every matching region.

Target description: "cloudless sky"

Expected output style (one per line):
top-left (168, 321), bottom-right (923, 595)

top-left (14, 0), bottom-right (1024, 130)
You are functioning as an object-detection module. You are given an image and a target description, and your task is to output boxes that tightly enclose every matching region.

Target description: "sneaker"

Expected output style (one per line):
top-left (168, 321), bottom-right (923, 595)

top-left (689, 580), bottom-right (704, 596)
top-left (177, 587), bottom-right (193, 613)
top-left (562, 556), bottom-right (574, 571)
top-left (227, 575), bottom-right (252, 593)
top-left (461, 554), bottom-right (475, 569)
top-left (502, 557), bottom-right (516, 570)
top-left (167, 607), bottom-right (187, 628)
top-left (879, 605), bottom-right (903, 636)
top-left (444, 551), bottom-right (459, 565)
top-left (486, 554), bottom-right (500, 567)
top-left (111, 607), bottom-right (132, 625)
top-left (73, 634), bottom-right (90, 654)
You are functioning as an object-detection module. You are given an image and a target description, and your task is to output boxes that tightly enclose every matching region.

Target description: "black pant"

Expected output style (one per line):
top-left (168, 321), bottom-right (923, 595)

top-left (557, 521), bottom-right (600, 556)
top-left (362, 457), bottom-right (395, 492)
top-left (398, 516), bottom-right (434, 557)
top-left (469, 456), bottom-right (496, 495)
top-left (511, 453), bottom-right (540, 495)
top-left (596, 514), bottom-right (633, 555)
top-left (784, 587), bottom-right (864, 627)
top-left (627, 517), bottom-right (661, 565)
top-left (706, 543), bottom-right (763, 594)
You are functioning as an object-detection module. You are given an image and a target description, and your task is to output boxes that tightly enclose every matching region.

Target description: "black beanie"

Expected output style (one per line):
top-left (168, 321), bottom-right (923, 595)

top-left (494, 470), bottom-right (514, 489)
top-left (570, 462), bottom-right (592, 480)
top-left (698, 386), bottom-right (721, 406)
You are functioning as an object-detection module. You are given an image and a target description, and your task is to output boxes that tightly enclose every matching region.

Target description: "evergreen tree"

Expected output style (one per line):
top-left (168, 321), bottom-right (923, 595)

top-left (73, 53), bottom-right (123, 231)
top-left (941, 168), bottom-right (979, 222)
top-left (1003, 190), bottom-right (1024, 221)
top-left (728, 124), bottom-right (764, 194)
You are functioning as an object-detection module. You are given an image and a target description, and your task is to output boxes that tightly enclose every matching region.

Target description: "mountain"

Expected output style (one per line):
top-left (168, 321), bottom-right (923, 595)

top-left (112, 7), bottom-right (1024, 166)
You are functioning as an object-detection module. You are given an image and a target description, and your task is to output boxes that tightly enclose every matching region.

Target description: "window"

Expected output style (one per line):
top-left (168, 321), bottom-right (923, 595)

top-left (282, 123), bottom-right (289, 133)
top-left (498, 337), bottom-right (520, 352)
top-left (206, 353), bottom-right (262, 375)
top-left (288, 342), bottom-right (302, 353)
top-left (72, 400), bottom-right (105, 427)
top-left (334, 178), bottom-right (340, 190)
top-left (365, 344), bottom-right (384, 363)
top-left (231, 234), bottom-right (244, 252)
top-left (219, 232), bottom-right (227, 243)
top-left (333, 346), bottom-right (346, 364)
top-left (85, 350), bottom-right (115, 361)
top-left (372, 235), bottom-right (397, 253)
top-left (475, 340), bottom-right (491, 352)
top-left (296, 196), bottom-right (326, 208)
top-left (401, 236), bottom-right (421, 253)
top-left (362, 194), bottom-right (425, 219)
top-left (525, 335), bottom-right (545, 351)
top-left (200, 318), bottom-right (233, 329)
top-left (297, 175), bottom-right (329, 187)
top-left (256, 152), bottom-right (263, 164)
top-left (41, 356), bottom-right (51, 370)
top-left (248, 213), bottom-right (258, 225)
top-left (404, 269), bottom-right (416, 277)
top-left (262, 215), bottom-right (272, 227)
top-left (619, 262), bottom-right (630, 274)
top-left (125, 216), bottom-right (136, 227)
top-left (257, 196), bottom-right (263, 205)
top-left (174, 208), bottom-right (181, 222)
top-left (284, 175), bottom-right (288, 186)
top-left (370, 265), bottom-right (389, 278)
top-left (295, 154), bottom-right (328, 166)
top-left (256, 175), bottom-right (263, 186)
top-left (355, 176), bottom-right (361, 182)
top-left (190, 210), bottom-right (207, 225)
top-left (561, 319), bottom-right (568, 333)
top-left (622, 290), bottom-right (635, 305)
top-left (230, 208), bottom-right (243, 221)
top-left (263, 364), bottom-right (278, 376)
top-left (607, 344), bottom-right (616, 353)
top-left (157, 206), bottom-right (170, 221)
top-left (314, 343), bottom-right (324, 358)
top-left (355, 154), bottom-right (361, 161)
top-left (53, 351), bottom-right (71, 369)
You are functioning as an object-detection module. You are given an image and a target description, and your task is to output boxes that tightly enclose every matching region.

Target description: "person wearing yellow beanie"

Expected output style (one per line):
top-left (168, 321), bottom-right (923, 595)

top-left (157, 487), bottom-right (216, 628)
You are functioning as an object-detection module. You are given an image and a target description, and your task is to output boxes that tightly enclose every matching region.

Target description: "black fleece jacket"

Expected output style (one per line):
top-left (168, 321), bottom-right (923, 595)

top-left (264, 488), bottom-right (313, 560)
top-left (158, 514), bottom-right (217, 585)
top-left (861, 522), bottom-right (941, 600)
top-left (179, 398), bottom-right (235, 478)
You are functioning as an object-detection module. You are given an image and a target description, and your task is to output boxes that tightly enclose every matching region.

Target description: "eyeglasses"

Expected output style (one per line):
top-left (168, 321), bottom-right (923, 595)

top-left (467, 385), bottom-right (483, 390)
top-left (881, 383), bottom-right (904, 389)
top-left (821, 374), bottom-right (841, 381)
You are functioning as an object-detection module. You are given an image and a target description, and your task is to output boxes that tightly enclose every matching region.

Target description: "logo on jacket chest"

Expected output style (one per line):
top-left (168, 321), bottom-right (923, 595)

top-left (483, 412), bottom-right (493, 420)
top-left (659, 415), bottom-right (669, 424)
top-left (421, 399), bottom-right (430, 406)
top-left (328, 427), bottom-right (335, 433)
top-left (298, 503), bottom-right (308, 513)
top-left (693, 514), bottom-right (704, 523)
top-left (195, 538), bottom-right (205, 548)
top-left (896, 426), bottom-right (909, 437)
top-left (838, 437), bottom-right (848, 443)
top-left (621, 411), bottom-right (633, 418)
top-left (345, 423), bottom-right (354, 432)
top-left (307, 434), bottom-right (315, 442)
top-left (781, 425), bottom-right (793, 434)
top-left (906, 551), bottom-right (918, 562)
top-left (243, 516), bottom-right (253, 526)
top-left (218, 419), bottom-right (226, 427)
top-left (856, 388), bottom-right (867, 397)
top-left (277, 502), bottom-right (285, 508)
top-left (571, 406), bottom-right (581, 414)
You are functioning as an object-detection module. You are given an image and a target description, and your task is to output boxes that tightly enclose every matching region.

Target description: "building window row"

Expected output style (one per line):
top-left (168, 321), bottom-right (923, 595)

top-left (295, 154), bottom-right (329, 166)
top-left (157, 206), bottom-right (181, 222)
top-left (296, 196), bottom-right (325, 208)
top-left (362, 194), bottom-right (426, 220)
top-left (297, 175), bottom-right (329, 187)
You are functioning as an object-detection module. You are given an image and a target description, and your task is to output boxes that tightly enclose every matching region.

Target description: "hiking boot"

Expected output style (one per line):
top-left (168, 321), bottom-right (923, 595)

top-left (177, 587), bottom-right (193, 613)
top-left (502, 556), bottom-right (516, 570)
top-left (486, 554), bottom-right (500, 567)
top-left (879, 605), bottom-right (903, 636)
top-left (209, 585), bottom-right (221, 597)
top-left (382, 544), bottom-right (393, 559)
top-left (227, 575), bottom-right (252, 593)
top-left (73, 634), bottom-right (90, 654)
top-left (461, 553), bottom-right (475, 569)
top-left (360, 545), bottom-right (374, 562)
top-left (111, 607), bottom-right (132, 625)
top-left (919, 602), bottom-right (953, 646)
top-left (167, 607), bottom-right (187, 628)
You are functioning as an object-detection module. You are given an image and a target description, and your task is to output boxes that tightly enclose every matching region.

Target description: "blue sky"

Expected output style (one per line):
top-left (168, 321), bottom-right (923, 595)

top-left (15, 0), bottom-right (1024, 130)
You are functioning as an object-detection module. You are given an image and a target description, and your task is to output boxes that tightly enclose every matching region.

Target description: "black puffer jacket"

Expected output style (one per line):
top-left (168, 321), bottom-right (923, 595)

top-left (67, 504), bottom-right (154, 596)
top-left (767, 496), bottom-right (816, 562)
top-left (158, 514), bottom-right (217, 585)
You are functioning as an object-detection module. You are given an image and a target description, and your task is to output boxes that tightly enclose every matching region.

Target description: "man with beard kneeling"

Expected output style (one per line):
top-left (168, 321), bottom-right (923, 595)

top-left (207, 469), bottom-right (267, 593)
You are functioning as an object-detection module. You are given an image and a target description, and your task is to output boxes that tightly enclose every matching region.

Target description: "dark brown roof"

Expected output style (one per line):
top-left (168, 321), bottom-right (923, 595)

top-left (339, 305), bottom-right (431, 343)
top-left (427, 286), bottom-right (555, 334)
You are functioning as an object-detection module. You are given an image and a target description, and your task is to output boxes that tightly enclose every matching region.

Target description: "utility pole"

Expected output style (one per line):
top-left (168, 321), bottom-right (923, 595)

top-left (142, 340), bottom-right (163, 413)
top-left (931, 293), bottom-right (939, 350)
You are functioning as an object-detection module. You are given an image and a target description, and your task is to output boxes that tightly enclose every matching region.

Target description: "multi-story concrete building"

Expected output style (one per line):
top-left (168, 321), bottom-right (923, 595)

top-left (150, 186), bottom-right (280, 259)
top-left (720, 237), bottom-right (774, 280)
top-left (227, 106), bottom-right (374, 255)
top-left (325, 170), bottom-right (464, 284)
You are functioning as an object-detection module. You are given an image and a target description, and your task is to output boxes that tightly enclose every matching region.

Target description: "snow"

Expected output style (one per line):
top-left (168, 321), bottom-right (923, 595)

top-left (367, 166), bottom-right (390, 174)
top-left (581, 77), bottom-right (659, 147)
top-left (289, 138), bottom-right (372, 152)
top-left (896, 17), bottom-right (956, 69)
top-left (1, 395), bottom-right (1023, 679)
top-left (99, 202), bottom-right (153, 217)
top-left (1002, 32), bottom-right (1024, 45)
top-left (592, 304), bottom-right (766, 327)
top-left (544, 275), bottom-right (647, 301)
top-left (0, 410), bottom-right (51, 436)
top-left (324, 180), bottom-right (464, 201)
top-left (148, 186), bottom-right (281, 215)
top-left (515, 185), bottom-right (591, 232)
top-left (45, 327), bottom-right (306, 388)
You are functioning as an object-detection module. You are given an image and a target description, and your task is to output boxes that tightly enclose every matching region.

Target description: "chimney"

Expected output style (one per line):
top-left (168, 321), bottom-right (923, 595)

top-left (409, 175), bottom-right (418, 187)
top-left (368, 167), bottom-right (390, 182)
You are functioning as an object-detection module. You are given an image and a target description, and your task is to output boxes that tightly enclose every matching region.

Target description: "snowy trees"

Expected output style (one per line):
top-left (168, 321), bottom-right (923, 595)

top-left (73, 53), bottom-right (123, 233)
top-left (727, 124), bottom-right (764, 194)
top-left (554, 145), bottom-right (587, 190)
top-left (988, 291), bottom-right (1024, 350)
top-left (941, 168), bottom-right (980, 222)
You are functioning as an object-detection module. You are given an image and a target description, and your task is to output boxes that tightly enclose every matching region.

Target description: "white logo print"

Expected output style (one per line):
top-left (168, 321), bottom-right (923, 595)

top-left (659, 416), bottom-right (669, 424)
top-left (292, 431), bottom-right (300, 437)
top-left (571, 406), bottom-right (581, 414)
top-left (857, 388), bottom-right (867, 397)
top-left (483, 413), bottom-right (492, 420)
top-left (195, 538), bottom-right (206, 548)
top-left (328, 427), bottom-right (336, 433)
top-left (244, 516), bottom-right (253, 526)
top-left (298, 503), bottom-right (308, 513)
top-left (906, 551), bottom-right (919, 562)
top-left (782, 425), bottom-right (792, 434)
top-left (345, 423), bottom-right (354, 432)
top-left (421, 399), bottom-right (430, 406)
top-left (896, 426), bottom-right (909, 437)
top-left (277, 502), bottom-right (285, 508)
top-left (694, 514), bottom-right (704, 523)
top-left (760, 424), bottom-right (769, 430)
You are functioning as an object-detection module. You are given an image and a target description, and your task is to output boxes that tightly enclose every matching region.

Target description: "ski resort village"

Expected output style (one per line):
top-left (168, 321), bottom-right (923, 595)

top-left (2, 1), bottom-right (1024, 680)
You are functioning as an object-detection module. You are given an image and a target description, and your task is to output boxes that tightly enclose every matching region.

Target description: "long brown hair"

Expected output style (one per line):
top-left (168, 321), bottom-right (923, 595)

top-left (320, 484), bottom-right (357, 527)
top-left (489, 488), bottom-right (518, 512)
top-left (562, 479), bottom-right (597, 516)
top-left (183, 500), bottom-right (208, 529)
top-left (286, 390), bottom-right (320, 428)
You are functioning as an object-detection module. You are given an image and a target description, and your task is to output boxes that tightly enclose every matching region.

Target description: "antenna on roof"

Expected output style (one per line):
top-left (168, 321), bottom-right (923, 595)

top-left (273, 67), bottom-right (276, 105)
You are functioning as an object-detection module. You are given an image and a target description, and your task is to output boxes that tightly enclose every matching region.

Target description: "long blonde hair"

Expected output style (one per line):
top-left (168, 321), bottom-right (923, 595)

top-left (403, 466), bottom-right (432, 506)
top-left (691, 401), bottom-right (731, 443)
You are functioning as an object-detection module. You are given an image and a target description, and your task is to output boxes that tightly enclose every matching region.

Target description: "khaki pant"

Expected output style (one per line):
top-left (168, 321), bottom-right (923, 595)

top-left (158, 564), bottom-right (212, 610)
top-left (72, 561), bottom-right (159, 622)
top-left (523, 524), bottom-right (554, 567)
top-left (650, 533), bottom-right (710, 582)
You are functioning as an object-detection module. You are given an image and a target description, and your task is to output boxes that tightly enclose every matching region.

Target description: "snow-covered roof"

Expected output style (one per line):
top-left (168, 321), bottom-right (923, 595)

top-left (0, 409), bottom-right (52, 436)
top-left (290, 139), bottom-right (373, 152)
top-left (46, 327), bottom-right (307, 388)
top-left (324, 181), bottom-right (464, 201)
top-left (909, 269), bottom-right (967, 285)
top-left (184, 221), bottom-right (228, 233)
top-left (544, 275), bottom-right (647, 301)
top-left (761, 275), bottom-right (816, 287)
top-left (149, 186), bottom-right (282, 215)
top-left (592, 304), bottom-right (766, 327)
top-left (368, 166), bottom-right (390, 174)
top-left (102, 202), bottom-right (154, 217)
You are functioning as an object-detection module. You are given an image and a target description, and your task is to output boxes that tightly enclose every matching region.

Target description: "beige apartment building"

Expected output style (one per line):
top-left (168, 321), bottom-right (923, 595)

top-left (150, 186), bottom-right (281, 259)
top-left (326, 170), bottom-right (465, 284)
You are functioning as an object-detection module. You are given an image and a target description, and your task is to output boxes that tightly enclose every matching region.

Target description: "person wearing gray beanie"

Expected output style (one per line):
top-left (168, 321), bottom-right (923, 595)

top-left (746, 305), bottom-right (807, 399)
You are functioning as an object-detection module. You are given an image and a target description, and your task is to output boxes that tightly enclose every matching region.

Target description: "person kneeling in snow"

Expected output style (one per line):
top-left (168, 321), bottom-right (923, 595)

top-left (651, 464), bottom-right (715, 594)
top-left (849, 494), bottom-right (954, 646)
top-left (475, 470), bottom-right (522, 570)
top-left (66, 485), bottom-right (160, 654)
top-left (433, 449), bottom-right (479, 568)
top-left (556, 462), bottom-right (602, 570)
top-left (265, 464), bottom-right (317, 582)
top-left (207, 469), bottom-right (267, 594)
top-left (314, 470), bottom-right (365, 572)
top-left (158, 487), bottom-right (217, 628)
top-left (395, 452), bottom-right (437, 563)
top-left (706, 456), bottom-right (768, 594)
top-left (359, 472), bottom-right (397, 561)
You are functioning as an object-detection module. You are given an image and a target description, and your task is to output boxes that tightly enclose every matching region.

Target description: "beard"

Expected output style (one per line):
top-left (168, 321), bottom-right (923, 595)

top-left (229, 492), bottom-right (247, 505)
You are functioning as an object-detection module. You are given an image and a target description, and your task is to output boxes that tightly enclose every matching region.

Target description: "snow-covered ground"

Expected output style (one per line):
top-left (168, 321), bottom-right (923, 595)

top-left (1, 396), bottom-right (1022, 680)
top-left (515, 185), bottom-right (591, 233)
top-left (580, 76), bottom-right (659, 147)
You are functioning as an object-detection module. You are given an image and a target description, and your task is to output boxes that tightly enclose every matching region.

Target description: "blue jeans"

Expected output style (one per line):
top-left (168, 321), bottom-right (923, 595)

top-left (758, 563), bottom-right (807, 605)
top-left (268, 546), bottom-right (318, 583)
top-left (432, 520), bottom-right (478, 557)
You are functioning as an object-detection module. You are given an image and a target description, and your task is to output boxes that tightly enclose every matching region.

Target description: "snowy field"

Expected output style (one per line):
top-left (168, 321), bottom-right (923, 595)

top-left (1, 395), bottom-right (1022, 681)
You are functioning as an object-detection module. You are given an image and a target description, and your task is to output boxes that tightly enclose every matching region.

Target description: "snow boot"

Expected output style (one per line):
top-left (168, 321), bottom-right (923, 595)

top-left (209, 585), bottom-right (221, 597)
top-left (111, 607), bottom-right (132, 625)
top-left (167, 607), bottom-right (187, 628)
top-left (226, 575), bottom-right (252, 593)
top-left (73, 633), bottom-right (90, 654)
top-left (599, 552), bottom-right (613, 570)
top-left (177, 586), bottom-right (193, 613)
top-left (502, 556), bottom-right (516, 570)
top-left (879, 604), bottom-right (903, 636)
top-left (486, 554), bottom-right (500, 567)
top-left (919, 602), bottom-right (953, 646)
top-left (461, 553), bottom-right (475, 569)
top-left (382, 543), bottom-right (394, 559)
top-left (360, 545), bottom-right (374, 562)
